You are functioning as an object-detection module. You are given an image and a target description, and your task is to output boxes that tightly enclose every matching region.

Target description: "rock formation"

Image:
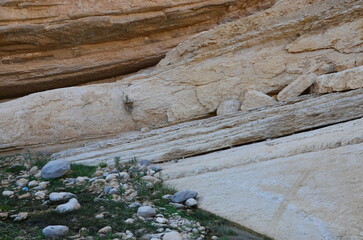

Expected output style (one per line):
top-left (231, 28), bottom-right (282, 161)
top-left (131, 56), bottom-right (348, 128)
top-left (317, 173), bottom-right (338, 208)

top-left (0, 0), bottom-right (275, 99)
top-left (0, 0), bottom-right (362, 152)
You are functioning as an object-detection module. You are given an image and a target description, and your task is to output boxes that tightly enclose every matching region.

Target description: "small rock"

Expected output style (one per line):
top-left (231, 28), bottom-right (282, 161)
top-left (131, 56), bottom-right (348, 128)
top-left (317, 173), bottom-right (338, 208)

top-left (185, 198), bottom-right (198, 208)
top-left (29, 166), bottom-right (39, 175)
top-left (34, 171), bottom-right (42, 179)
top-left (35, 191), bottom-right (47, 200)
top-left (12, 212), bottom-right (28, 222)
top-left (137, 206), bottom-right (156, 218)
top-left (75, 176), bottom-right (89, 185)
top-left (211, 236), bottom-right (218, 240)
top-left (125, 218), bottom-right (135, 224)
top-left (171, 190), bottom-right (198, 203)
top-left (43, 225), bottom-right (69, 238)
top-left (28, 180), bottom-right (39, 188)
top-left (217, 99), bottom-right (241, 116)
top-left (105, 173), bottom-right (117, 182)
top-left (49, 192), bottom-right (76, 201)
top-left (109, 188), bottom-right (119, 195)
top-left (16, 178), bottom-right (28, 187)
top-left (98, 226), bottom-right (112, 234)
top-left (0, 212), bottom-right (9, 220)
top-left (33, 181), bottom-right (49, 190)
top-left (55, 198), bottom-right (81, 213)
top-left (89, 179), bottom-right (107, 193)
top-left (18, 192), bottom-right (31, 199)
top-left (163, 231), bottom-right (183, 240)
top-left (142, 176), bottom-right (161, 184)
top-left (2, 190), bottom-right (14, 197)
top-left (41, 160), bottom-right (71, 179)
top-left (156, 217), bottom-right (167, 224)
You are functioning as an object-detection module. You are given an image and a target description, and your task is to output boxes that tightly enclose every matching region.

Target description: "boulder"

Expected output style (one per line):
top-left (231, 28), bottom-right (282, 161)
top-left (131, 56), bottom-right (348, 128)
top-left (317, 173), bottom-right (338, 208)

top-left (42, 225), bottom-right (69, 238)
top-left (41, 160), bottom-right (70, 179)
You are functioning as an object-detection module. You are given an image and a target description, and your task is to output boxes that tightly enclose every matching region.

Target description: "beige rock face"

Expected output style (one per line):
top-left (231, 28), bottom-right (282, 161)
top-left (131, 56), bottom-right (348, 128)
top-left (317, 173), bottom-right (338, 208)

top-left (312, 66), bottom-right (363, 94)
top-left (0, 0), bottom-right (276, 99)
top-left (162, 118), bottom-right (363, 240)
top-left (51, 89), bottom-right (363, 166)
top-left (0, 0), bottom-right (362, 151)
top-left (240, 90), bottom-right (276, 111)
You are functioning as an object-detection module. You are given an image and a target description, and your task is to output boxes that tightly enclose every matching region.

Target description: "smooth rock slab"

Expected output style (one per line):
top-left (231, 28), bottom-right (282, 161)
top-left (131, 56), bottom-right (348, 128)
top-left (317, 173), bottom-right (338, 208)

top-left (55, 198), bottom-right (81, 213)
top-left (43, 225), bottom-right (69, 238)
top-left (171, 190), bottom-right (198, 203)
top-left (137, 206), bottom-right (156, 218)
top-left (49, 192), bottom-right (76, 202)
top-left (41, 160), bottom-right (70, 179)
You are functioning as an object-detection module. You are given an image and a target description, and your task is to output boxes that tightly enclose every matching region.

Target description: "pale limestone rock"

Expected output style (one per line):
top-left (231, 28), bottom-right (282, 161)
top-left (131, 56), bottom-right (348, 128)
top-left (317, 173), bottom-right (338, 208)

top-left (277, 73), bottom-right (316, 101)
top-left (41, 160), bottom-right (70, 179)
top-left (2, 190), bottom-right (14, 197)
top-left (98, 226), bottom-right (112, 234)
top-left (162, 118), bottom-right (363, 240)
top-left (55, 198), bottom-right (81, 213)
top-left (0, 0), bottom-right (362, 151)
top-left (52, 89), bottom-right (363, 165)
top-left (43, 225), bottom-right (69, 238)
top-left (137, 206), bottom-right (156, 218)
top-left (163, 231), bottom-right (183, 240)
top-left (216, 99), bottom-right (241, 116)
top-left (49, 192), bottom-right (76, 202)
top-left (240, 90), bottom-right (276, 111)
top-left (312, 66), bottom-right (363, 94)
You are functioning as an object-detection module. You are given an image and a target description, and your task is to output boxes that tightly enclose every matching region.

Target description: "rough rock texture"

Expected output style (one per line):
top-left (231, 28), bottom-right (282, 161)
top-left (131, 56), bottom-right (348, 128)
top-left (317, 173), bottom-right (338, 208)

top-left (50, 89), bottom-right (363, 165)
top-left (0, 0), bottom-right (362, 151)
top-left (41, 160), bottom-right (70, 179)
top-left (240, 90), bottom-right (276, 111)
top-left (162, 118), bottom-right (363, 240)
top-left (312, 66), bottom-right (363, 94)
top-left (0, 0), bottom-right (276, 99)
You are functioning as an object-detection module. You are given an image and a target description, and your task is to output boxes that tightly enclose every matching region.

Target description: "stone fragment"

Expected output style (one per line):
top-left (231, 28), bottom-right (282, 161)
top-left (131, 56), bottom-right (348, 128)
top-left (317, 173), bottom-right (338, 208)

top-left (2, 190), bottom-right (14, 197)
top-left (29, 166), bottom-right (39, 175)
top-left (240, 90), bottom-right (277, 111)
top-left (89, 179), bottom-right (107, 193)
top-left (28, 180), bottom-right (39, 188)
top-left (41, 160), bottom-right (70, 179)
top-left (18, 193), bottom-right (31, 199)
top-left (163, 231), bottom-right (183, 240)
top-left (142, 176), bottom-right (162, 184)
top-left (98, 226), bottom-right (112, 234)
top-left (312, 66), bottom-right (363, 94)
top-left (42, 225), bottom-right (69, 238)
top-left (0, 212), bottom-right (8, 220)
top-left (35, 191), bottom-right (47, 200)
top-left (185, 198), bottom-right (198, 208)
top-left (75, 176), bottom-right (89, 185)
top-left (49, 192), bottom-right (76, 202)
top-left (55, 198), bottom-right (81, 213)
top-left (16, 178), bottom-right (28, 187)
top-left (137, 206), bottom-right (156, 218)
top-left (217, 100), bottom-right (241, 116)
top-left (171, 190), bottom-right (198, 203)
top-left (156, 217), bottom-right (168, 224)
top-left (277, 73), bottom-right (316, 101)
top-left (12, 212), bottom-right (28, 222)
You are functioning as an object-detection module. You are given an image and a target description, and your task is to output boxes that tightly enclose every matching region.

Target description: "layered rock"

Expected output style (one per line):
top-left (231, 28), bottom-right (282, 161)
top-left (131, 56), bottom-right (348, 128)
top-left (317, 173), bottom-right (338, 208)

top-left (0, 0), bottom-right (276, 99)
top-left (0, 0), bottom-right (362, 151)
top-left (162, 118), bottom-right (363, 240)
top-left (51, 89), bottom-right (363, 165)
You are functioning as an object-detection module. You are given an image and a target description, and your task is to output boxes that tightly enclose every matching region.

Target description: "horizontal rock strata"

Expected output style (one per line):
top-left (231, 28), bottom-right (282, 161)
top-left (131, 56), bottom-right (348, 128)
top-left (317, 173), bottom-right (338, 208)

top-left (163, 119), bottom-right (363, 240)
top-left (0, 0), bottom-right (362, 151)
top-left (0, 0), bottom-right (275, 99)
top-left (51, 89), bottom-right (363, 165)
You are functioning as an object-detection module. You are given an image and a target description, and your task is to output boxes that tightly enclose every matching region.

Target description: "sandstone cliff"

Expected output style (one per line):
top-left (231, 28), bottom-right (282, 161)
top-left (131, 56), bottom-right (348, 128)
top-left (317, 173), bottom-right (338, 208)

top-left (0, 0), bottom-right (361, 152)
top-left (0, 0), bottom-right (275, 99)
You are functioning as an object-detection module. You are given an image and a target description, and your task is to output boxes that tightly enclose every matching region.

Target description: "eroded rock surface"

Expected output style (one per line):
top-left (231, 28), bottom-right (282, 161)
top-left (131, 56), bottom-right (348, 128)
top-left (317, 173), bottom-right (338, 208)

top-left (0, 0), bottom-right (275, 99)
top-left (161, 118), bottom-right (363, 240)
top-left (0, 0), bottom-right (362, 151)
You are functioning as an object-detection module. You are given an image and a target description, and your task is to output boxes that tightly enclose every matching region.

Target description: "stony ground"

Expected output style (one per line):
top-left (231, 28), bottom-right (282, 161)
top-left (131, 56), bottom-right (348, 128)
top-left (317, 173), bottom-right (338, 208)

top-left (0, 152), bottom-right (269, 240)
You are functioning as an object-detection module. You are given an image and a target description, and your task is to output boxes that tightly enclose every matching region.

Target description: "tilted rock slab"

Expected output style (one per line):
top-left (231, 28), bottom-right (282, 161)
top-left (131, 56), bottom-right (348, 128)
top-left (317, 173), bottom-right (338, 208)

top-left (0, 0), bottom-right (362, 151)
top-left (161, 118), bottom-right (363, 240)
top-left (0, 0), bottom-right (275, 99)
top-left (51, 89), bottom-right (363, 165)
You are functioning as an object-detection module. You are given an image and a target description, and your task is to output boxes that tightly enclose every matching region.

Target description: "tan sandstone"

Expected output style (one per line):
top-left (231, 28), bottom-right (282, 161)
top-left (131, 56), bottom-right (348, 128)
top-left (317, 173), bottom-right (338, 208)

top-left (0, 0), bottom-right (362, 151)
top-left (240, 90), bottom-right (276, 111)
top-left (0, 0), bottom-right (275, 99)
